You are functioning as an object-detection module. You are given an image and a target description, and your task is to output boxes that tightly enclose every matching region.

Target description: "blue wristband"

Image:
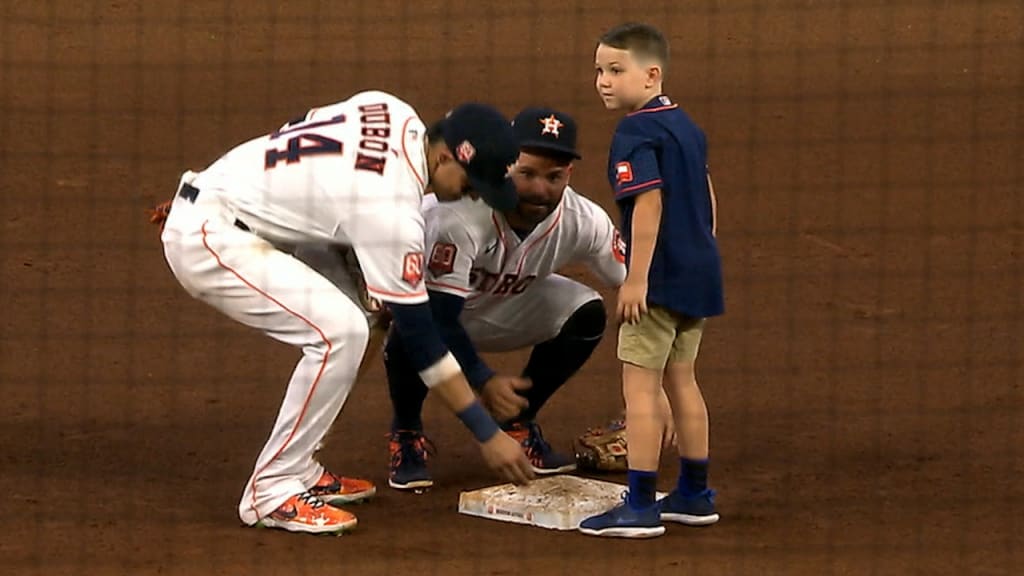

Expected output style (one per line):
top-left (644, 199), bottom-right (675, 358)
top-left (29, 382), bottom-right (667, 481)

top-left (456, 400), bottom-right (500, 443)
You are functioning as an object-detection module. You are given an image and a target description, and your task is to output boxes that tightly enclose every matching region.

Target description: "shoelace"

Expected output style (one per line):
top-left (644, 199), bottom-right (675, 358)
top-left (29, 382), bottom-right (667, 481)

top-left (391, 431), bottom-right (436, 466)
top-left (523, 422), bottom-right (553, 456)
top-left (296, 491), bottom-right (326, 510)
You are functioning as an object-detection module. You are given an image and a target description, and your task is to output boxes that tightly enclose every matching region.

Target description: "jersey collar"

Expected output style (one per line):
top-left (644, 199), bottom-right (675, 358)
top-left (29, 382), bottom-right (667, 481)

top-left (627, 94), bottom-right (678, 116)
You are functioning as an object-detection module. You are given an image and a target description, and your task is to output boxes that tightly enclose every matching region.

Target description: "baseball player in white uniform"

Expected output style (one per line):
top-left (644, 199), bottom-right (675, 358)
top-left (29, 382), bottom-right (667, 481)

top-left (156, 91), bottom-right (535, 535)
top-left (385, 107), bottom-right (628, 490)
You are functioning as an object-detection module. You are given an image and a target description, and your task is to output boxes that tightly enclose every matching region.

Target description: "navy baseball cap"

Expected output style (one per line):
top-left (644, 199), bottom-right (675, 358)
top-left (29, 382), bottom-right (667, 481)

top-left (436, 103), bottom-right (519, 211)
top-left (512, 107), bottom-right (582, 160)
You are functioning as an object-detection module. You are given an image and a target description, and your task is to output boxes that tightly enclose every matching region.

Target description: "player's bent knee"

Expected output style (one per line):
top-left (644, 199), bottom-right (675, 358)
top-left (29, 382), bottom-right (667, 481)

top-left (561, 299), bottom-right (607, 340)
top-left (316, 304), bottom-right (372, 359)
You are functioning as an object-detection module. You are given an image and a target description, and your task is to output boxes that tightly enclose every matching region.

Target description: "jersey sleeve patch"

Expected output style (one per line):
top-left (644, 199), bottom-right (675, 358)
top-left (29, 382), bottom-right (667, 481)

top-left (428, 242), bottom-right (458, 276)
top-left (402, 252), bottom-right (424, 286)
top-left (615, 161), bottom-right (634, 185)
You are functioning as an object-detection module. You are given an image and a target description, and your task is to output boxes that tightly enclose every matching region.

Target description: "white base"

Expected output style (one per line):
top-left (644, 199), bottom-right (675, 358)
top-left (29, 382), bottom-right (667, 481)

top-left (458, 475), bottom-right (667, 531)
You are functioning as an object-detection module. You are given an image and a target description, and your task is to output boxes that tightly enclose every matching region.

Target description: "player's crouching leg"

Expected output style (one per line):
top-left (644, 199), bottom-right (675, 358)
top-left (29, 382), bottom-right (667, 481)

top-left (239, 281), bottom-right (377, 536)
top-left (513, 298), bottom-right (608, 474)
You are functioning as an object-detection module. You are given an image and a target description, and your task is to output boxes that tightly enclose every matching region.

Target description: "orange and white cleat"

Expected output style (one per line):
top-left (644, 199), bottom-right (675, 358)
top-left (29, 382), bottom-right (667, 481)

top-left (256, 492), bottom-right (357, 535)
top-left (309, 470), bottom-right (377, 506)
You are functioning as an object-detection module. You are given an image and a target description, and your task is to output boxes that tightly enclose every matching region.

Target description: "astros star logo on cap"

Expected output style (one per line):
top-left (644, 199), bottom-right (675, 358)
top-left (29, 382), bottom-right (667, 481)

top-left (539, 114), bottom-right (563, 137)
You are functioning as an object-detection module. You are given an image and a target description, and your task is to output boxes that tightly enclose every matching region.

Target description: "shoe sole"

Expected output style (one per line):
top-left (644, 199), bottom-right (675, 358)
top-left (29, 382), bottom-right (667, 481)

top-left (319, 486), bottom-right (377, 506)
top-left (533, 463), bottom-right (577, 475)
top-left (255, 517), bottom-right (357, 536)
top-left (578, 525), bottom-right (666, 538)
top-left (388, 478), bottom-right (434, 491)
top-left (661, 512), bottom-right (720, 526)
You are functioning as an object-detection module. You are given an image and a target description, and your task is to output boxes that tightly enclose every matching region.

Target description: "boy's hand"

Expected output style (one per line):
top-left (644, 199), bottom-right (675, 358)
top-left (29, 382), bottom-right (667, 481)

top-left (617, 277), bottom-right (648, 324)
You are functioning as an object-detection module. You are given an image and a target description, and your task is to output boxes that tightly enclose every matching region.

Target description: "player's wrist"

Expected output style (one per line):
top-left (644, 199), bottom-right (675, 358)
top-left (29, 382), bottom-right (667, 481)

top-left (456, 399), bottom-right (500, 443)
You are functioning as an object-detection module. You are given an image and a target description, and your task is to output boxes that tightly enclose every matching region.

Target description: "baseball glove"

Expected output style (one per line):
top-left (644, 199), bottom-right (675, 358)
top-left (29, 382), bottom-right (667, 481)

top-left (574, 418), bottom-right (628, 472)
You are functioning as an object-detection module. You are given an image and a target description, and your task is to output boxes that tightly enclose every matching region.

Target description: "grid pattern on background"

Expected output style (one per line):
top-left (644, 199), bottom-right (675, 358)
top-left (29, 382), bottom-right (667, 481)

top-left (0, 1), bottom-right (1021, 574)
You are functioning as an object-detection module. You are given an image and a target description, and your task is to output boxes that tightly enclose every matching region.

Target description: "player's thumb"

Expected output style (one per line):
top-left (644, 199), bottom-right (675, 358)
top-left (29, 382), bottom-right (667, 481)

top-left (513, 377), bottom-right (533, 390)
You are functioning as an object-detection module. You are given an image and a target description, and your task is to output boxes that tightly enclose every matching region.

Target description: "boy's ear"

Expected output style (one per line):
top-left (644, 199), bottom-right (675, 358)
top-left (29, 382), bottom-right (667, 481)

top-left (646, 64), bottom-right (663, 87)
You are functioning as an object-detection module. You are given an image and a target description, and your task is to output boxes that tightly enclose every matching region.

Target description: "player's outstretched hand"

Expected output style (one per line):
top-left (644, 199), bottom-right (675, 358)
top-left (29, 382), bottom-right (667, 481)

top-left (616, 278), bottom-right (649, 325)
top-left (480, 430), bottom-right (535, 485)
top-left (481, 376), bottom-right (531, 422)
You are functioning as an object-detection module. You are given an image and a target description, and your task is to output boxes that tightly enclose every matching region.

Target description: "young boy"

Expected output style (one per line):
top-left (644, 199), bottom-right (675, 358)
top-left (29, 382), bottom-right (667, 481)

top-left (579, 23), bottom-right (724, 538)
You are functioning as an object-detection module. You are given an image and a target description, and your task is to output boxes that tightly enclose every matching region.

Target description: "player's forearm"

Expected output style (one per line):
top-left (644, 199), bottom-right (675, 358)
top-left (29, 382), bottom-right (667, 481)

top-left (389, 301), bottom-right (499, 442)
top-left (429, 290), bottom-right (494, 389)
top-left (441, 325), bottom-right (495, 389)
top-left (432, 372), bottom-right (480, 414)
top-left (627, 190), bottom-right (663, 283)
top-left (434, 374), bottom-right (500, 442)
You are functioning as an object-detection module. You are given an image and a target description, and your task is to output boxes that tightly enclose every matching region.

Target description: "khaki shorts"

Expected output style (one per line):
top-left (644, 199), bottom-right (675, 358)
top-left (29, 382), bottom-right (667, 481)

top-left (617, 305), bottom-right (706, 370)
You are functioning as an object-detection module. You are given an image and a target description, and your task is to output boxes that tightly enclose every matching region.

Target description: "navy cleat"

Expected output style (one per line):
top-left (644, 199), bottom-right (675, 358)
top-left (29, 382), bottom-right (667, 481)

top-left (505, 421), bottom-right (577, 475)
top-left (578, 493), bottom-right (665, 538)
top-left (657, 489), bottom-right (720, 526)
top-left (388, 430), bottom-right (435, 492)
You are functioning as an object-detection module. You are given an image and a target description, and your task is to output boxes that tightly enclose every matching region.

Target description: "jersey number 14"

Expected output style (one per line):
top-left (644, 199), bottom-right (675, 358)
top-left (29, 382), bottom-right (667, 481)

top-left (264, 114), bottom-right (346, 169)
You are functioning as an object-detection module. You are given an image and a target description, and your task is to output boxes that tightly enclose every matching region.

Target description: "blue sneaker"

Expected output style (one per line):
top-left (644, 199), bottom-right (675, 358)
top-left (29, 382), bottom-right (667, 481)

top-left (657, 489), bottom-right (720, 526)
top-left (578, 494), bottom-right (666, 538)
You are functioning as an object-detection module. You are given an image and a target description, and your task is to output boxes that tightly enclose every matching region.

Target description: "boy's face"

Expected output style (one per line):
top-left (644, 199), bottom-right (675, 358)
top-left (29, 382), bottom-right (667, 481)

top-left (594, 43), bottom-right (656, 111)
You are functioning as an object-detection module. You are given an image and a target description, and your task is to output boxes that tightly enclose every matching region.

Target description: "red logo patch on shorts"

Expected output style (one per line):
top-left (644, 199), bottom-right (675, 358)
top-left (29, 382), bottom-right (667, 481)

top-left (615, 161), bottom-right (633, 185)
top-left (428, 242), bottom-right (458, 276)
top-left (402, 252), bottom-right (424, 286)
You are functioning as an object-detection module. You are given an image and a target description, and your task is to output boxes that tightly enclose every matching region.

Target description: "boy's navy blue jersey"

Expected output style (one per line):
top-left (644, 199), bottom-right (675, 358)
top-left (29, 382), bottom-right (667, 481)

top-left (608, 95), bottom-right (724, 319)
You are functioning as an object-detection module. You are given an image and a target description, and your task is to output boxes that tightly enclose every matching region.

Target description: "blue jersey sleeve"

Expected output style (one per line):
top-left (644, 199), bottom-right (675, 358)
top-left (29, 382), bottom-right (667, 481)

top-left (609, 128), bottom-right (663, 200)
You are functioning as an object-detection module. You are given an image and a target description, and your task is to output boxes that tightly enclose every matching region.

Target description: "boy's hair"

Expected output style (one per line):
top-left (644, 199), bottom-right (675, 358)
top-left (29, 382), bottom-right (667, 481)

top-left (599, 23), bottom-right (669, 68)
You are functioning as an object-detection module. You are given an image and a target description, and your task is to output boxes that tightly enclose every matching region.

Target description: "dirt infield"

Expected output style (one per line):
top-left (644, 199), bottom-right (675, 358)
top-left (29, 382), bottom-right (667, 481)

top-left (1, 1), bottom-right (1021, 574)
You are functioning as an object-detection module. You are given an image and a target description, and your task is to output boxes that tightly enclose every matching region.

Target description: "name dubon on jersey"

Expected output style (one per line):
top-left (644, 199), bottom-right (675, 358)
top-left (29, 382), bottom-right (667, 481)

top-left (191, 90), bottom-right (430, 305)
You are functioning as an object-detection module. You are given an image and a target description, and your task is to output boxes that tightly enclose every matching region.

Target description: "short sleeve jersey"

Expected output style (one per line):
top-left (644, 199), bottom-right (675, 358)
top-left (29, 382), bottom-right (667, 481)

top-left (607, 94), bottom-right (724, 318)
top-left (420, 187), bottom-right (627, 307)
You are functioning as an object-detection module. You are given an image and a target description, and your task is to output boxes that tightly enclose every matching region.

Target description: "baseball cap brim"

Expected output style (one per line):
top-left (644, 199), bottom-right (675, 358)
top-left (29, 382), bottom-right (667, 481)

top-left (519, 139), bottom-right (582, 159)
top-left (469, 174), bottom-right (518, 211)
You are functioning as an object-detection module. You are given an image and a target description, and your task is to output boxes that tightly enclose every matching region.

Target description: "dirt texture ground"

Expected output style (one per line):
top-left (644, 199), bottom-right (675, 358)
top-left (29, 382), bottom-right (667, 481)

top-left (1, 1), bottom-right (1021, 574)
